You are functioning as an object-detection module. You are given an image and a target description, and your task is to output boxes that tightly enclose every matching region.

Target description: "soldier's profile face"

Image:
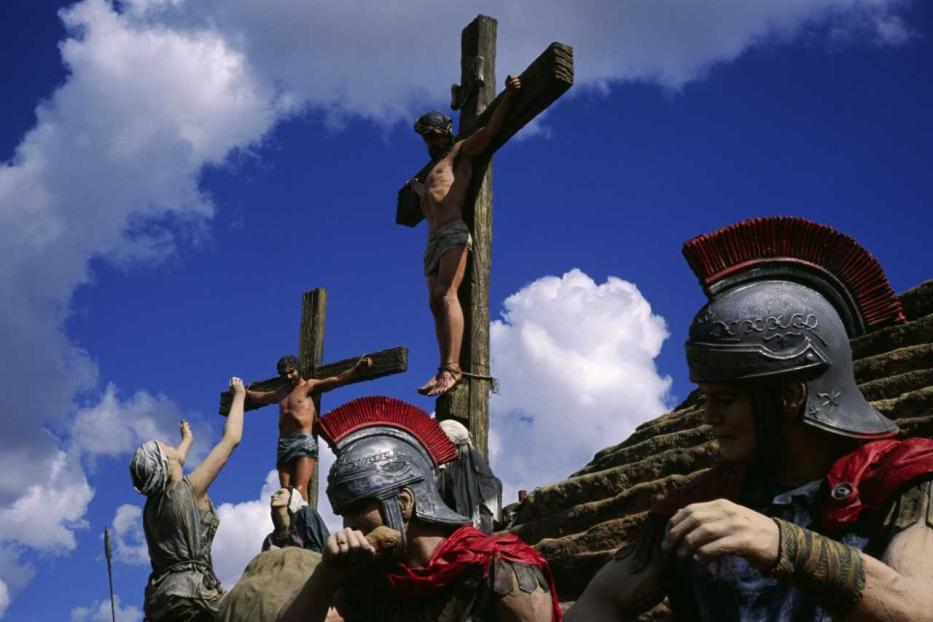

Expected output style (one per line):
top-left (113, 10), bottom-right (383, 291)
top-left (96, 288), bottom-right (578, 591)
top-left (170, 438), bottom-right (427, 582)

top-left (698, 383), bottom-right (756, 464)
top-left (341, 498), bottom-right (383, 533)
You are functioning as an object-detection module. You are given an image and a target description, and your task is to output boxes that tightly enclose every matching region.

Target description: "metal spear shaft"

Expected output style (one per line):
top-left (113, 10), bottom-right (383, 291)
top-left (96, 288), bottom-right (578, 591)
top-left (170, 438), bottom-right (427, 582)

top-left (104, 527), bottom-right (116, 622)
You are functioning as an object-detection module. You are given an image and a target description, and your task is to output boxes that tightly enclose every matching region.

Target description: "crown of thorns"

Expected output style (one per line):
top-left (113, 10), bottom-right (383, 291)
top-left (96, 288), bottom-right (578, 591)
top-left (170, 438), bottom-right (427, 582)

top-left (414, 111), bottom-right (453, 136)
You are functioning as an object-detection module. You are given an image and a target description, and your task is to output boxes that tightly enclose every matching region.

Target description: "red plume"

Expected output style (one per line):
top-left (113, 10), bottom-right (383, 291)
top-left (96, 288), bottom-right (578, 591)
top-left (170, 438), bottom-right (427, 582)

top-left (683, 217), bottom-right (904, 330)
top-left (318, 396), bottom-right (458, 466)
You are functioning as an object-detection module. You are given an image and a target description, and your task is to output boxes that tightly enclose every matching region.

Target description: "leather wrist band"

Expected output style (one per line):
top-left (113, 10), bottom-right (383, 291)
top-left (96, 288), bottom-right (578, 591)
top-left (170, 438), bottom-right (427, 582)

top-left (770, 518), bottom-right (866, 614)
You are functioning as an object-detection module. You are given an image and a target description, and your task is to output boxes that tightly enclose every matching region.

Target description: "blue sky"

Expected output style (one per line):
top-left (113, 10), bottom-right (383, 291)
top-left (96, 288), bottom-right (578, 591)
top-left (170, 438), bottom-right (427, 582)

top-left (1, 1), bottom-right (931, 619)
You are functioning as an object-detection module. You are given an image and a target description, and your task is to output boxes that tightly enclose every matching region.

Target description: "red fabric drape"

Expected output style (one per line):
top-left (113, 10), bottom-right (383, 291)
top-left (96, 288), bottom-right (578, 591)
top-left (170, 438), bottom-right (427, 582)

top-left (384, 525), bottom-right (562, 620)
top-left (824, 437), bottom-right (933, 532)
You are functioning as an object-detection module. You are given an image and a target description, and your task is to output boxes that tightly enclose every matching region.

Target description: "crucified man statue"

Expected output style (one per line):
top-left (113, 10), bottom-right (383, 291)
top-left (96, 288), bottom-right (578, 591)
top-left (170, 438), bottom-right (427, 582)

top-left (409, 74), bottom-right (521, 397)
top-left (246, 354), bottom-right (372, 501)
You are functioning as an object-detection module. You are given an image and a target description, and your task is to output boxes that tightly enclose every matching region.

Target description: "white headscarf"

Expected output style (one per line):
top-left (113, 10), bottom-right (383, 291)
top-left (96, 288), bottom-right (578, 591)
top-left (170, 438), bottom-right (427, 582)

top-left (439, 419), bottom-right (473, 456)
top-left (129, 440), bottom-right (169, 496)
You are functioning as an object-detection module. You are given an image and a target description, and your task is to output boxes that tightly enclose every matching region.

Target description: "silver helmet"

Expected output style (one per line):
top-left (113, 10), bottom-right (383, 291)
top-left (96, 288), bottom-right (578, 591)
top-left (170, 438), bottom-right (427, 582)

top-left (319, 396), bottom-right (470, 541)
top-left (683, 217), bottom-right (905, 439)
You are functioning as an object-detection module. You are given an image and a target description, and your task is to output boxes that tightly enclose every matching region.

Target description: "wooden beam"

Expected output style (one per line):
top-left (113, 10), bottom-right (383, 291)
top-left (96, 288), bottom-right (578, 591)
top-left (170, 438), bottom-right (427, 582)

top-left (298, 289), bottom-right (326, 507)
top-left (299, 289), bottom-right (327, 381)
top-left (217, 346), bottom-right (409, 416)
top-left (396, 40), bottom-right (574, 227)
top-left (432, 15), bottom-right (497, 458)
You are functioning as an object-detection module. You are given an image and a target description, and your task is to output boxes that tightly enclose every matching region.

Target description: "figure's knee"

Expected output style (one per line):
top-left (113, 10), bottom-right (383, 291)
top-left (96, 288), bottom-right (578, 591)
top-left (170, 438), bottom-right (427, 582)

top-left (433, 285), bottom-right (459, 309)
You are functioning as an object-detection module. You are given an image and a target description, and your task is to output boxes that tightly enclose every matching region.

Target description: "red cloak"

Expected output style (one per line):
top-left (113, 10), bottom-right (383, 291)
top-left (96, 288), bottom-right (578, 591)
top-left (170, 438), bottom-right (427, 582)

top-left (384, 525), bottom-right (562, 620)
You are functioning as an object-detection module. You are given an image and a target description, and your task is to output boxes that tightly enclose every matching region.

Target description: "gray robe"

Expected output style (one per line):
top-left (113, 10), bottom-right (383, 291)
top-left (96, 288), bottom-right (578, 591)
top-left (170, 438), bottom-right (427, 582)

top-left (143, 477), bottom-right (224, 622)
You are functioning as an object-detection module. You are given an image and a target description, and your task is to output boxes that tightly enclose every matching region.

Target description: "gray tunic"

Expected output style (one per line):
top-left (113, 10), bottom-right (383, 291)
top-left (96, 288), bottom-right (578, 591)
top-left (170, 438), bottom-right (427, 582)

top-left (143, 477), bottom-right (224, 622)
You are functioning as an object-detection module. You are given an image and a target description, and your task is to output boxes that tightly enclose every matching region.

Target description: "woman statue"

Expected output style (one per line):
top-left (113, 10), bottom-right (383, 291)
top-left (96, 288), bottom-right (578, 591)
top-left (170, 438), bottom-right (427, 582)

top-left (130, 377), bottom-right (247, 622)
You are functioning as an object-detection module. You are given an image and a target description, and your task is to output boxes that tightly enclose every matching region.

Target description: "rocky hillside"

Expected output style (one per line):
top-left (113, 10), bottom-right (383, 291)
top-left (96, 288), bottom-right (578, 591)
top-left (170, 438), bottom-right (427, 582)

top-left (509, 280), bottom-right (933, 605)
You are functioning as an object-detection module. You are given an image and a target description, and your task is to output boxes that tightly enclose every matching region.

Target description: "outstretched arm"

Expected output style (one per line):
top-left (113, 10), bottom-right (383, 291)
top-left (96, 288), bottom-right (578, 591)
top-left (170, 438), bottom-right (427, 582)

top-left (310, 356), bottom-right (373, 394)
top-left (460, 75), bottom-right (522, 158)
top-left (189, 377), bottom-right (246, 499)
top-left (246, 384), bottom-right (279, 405)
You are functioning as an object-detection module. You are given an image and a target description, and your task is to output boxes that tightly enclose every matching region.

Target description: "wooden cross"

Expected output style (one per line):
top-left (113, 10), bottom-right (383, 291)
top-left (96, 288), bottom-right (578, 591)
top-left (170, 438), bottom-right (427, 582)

top-left (395, 15), bottom-right (573, 457)
top-left (218, 288), bottom-right (408, 506)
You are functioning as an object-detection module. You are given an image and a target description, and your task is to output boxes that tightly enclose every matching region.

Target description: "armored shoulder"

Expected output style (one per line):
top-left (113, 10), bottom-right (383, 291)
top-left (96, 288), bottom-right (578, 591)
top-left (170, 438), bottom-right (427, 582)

top-left (489, 557), bottom-right (552, 597)
top-left (881, 477), bottom-right (933, 536)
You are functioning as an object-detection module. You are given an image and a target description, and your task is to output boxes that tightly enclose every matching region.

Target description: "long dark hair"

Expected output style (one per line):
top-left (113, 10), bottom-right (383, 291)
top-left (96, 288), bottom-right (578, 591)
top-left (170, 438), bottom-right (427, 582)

top-left (746, 383), bottom-right (784, 482)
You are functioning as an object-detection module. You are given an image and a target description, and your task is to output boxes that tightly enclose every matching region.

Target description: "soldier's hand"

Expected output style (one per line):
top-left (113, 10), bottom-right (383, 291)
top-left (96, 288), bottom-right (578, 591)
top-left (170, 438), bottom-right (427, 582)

top-left (229, 376), bottom-right (246, 396)
top-left (322, 528), bottom-right (377, 583)
top-left (179, 419), bottom-right (193, 442)
top-left (662, 498), bottom-right (780, 570)
top-left (505, 74), bottom-right (521, 92)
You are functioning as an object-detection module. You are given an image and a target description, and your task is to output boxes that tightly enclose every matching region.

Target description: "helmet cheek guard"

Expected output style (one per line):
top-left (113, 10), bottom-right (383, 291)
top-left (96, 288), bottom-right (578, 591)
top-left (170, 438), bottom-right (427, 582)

top-left (683, 218), bottom-right (904, 440)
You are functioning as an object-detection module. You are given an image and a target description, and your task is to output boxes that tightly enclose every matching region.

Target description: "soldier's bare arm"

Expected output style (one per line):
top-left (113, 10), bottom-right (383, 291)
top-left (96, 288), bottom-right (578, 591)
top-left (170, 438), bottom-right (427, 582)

top-left (460, 75), bottom-right (521, 158)
top-left (566, 518), bottom-right (666, 622)
top-left (842, 481), bottom-right (933, 621)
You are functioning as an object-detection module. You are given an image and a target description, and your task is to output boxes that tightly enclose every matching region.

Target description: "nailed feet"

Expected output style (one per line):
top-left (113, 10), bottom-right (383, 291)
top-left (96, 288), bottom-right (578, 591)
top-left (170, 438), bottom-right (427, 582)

top-left (417, 365), bottom-right (463, 396)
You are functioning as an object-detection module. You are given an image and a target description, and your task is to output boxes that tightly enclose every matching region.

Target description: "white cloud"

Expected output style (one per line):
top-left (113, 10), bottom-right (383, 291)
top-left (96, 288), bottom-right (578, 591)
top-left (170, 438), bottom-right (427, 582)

top-left (489, 269), bottom-right (672, 502)
top-left (118, 0), bottom-right (912, 127)
top-left (70, 595), bottom-right (141, 622)
top-left (72, 384), bottom-right (211, 467)
top-left (0, 450), bottom-right (93, 551)
top-left (316, 442), bottom-right (343, 534)
top-left (0, 578), bottom-right (8, 619)
top-left (109, 504), bottom-right (148, 566)
top-left (212, 470), bottom-right (279, 588)
top-left (0, 0), bottom-right (280, 561)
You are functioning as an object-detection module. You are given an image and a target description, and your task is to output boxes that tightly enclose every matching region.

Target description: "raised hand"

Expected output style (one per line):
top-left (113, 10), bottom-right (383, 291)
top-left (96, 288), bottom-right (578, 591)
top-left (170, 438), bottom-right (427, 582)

top-left (229, 376), bottom-right (246, 396)
top-left (354, 355), bottom-right (374, 372)
top-left (321, 528), bottom-right (378, 584)
top-left (505, 74), bottom-right (521, 92)
top-left (661, 498), bottom-right (780, 569)
top-left (179, 419), bottom-right (193, 442)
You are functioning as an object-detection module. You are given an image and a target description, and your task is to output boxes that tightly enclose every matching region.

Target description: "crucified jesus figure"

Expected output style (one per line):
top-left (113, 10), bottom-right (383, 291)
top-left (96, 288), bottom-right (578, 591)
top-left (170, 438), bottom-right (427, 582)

top-left (409, 74), bottom-right (521, 397)
top-left (246, 354), bottom-right (372, 501)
